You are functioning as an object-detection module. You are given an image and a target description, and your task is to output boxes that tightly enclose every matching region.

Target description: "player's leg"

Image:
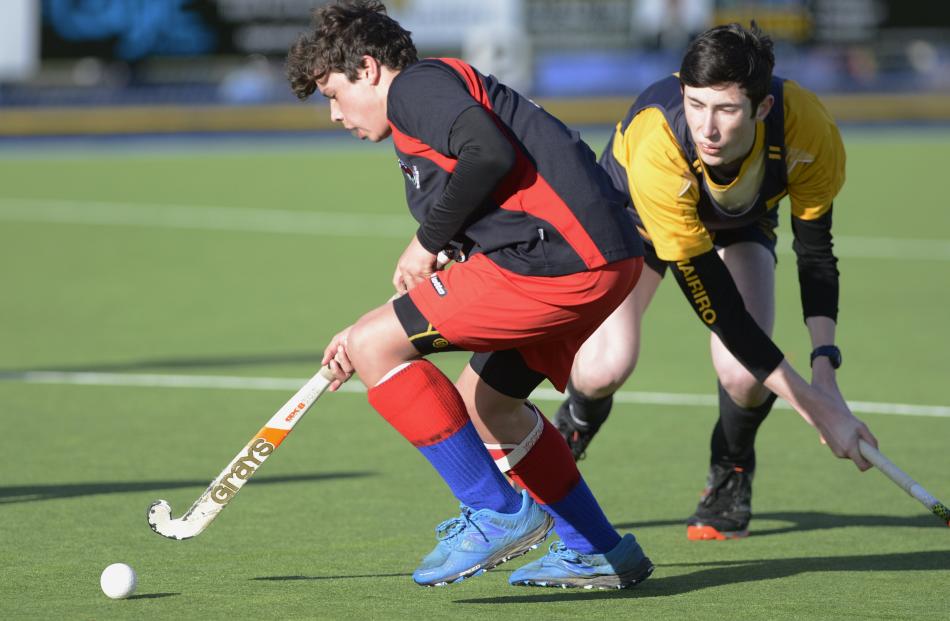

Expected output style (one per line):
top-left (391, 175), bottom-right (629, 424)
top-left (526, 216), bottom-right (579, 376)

top-left (454, 257), bottom-right (652, 588)
top-left (459, 362), bottom-right (621, 554)
top-left (458, 356), bottom-right (653, 589)
top-left (687, 239), bottom-right (777, 540)
top-left (554, 262), bottom-right (664, 459)
top-left (345, 303), bottom-right (539, 585)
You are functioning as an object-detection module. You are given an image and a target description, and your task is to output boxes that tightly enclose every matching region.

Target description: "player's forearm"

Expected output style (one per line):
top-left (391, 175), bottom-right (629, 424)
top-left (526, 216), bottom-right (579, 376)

top-left (762, 359), bottom-right (809, 411)
top-left (806, 316), bottom-right (837, 348)
top-left (792, 207), bottom-right (839, 322)
top-left (669, 250), bottom-right (784, 383)
top-left (416, 106), bottom-right (515, 253)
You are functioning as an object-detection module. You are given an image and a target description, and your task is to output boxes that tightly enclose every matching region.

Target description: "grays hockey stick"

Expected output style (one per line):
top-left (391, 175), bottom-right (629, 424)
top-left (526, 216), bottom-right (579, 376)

top-left (859, 439), bottom-right (950, 527)
top-left (147, 366), bottom-right (336, 540)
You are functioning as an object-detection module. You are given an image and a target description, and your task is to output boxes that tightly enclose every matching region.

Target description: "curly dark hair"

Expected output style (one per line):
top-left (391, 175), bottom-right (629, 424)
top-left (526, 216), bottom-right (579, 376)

top-left (286, 1), bottom-right (418, 100)
top-left (679, 22), bottom-right (775, 113)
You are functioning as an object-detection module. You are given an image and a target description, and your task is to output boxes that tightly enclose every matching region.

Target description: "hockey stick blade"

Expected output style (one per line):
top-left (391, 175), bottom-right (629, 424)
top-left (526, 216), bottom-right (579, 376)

top-left (858, 439), bottom-right (950, 527)
top-left (147, 366), bottom-right (336, 540)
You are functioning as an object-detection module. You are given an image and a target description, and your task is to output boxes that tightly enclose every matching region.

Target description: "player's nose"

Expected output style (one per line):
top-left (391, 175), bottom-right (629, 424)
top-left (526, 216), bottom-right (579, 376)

top-left (700, 112), bottom-right (717, 139)
top-left (329, 99), bottom-right (344, 124)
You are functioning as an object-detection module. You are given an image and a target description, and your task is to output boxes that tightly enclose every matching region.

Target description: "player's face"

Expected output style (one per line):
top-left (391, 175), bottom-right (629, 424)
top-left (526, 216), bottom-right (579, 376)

top-left (682, 83), bottom-right (770, 172)
top-left (317, 69), bottom-right (391, 142)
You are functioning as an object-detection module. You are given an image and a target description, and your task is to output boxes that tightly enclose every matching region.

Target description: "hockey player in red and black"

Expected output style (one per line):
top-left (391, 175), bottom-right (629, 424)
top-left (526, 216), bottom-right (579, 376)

top-left (286, 1), bottom-right (652, 589)
top-left (554, 22), bottom-right (878, 540)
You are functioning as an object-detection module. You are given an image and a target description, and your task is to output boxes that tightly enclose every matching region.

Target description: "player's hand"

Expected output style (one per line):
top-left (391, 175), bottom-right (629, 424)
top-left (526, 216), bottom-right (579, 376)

top-left (767, 360), bottom-right (878, 471)
top-left (806, 391), bottom-right (878, 471)
top-left (392, 235), bottom-right (438, 295)
top-left (808, 358), bottom-right (841, 442)
top-left (321, 326), bottom-right (355, 391)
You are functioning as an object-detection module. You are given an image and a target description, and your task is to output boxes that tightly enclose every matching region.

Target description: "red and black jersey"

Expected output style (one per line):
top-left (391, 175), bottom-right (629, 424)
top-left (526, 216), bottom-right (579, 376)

top-left (387, 58), bottom-right (643, 277)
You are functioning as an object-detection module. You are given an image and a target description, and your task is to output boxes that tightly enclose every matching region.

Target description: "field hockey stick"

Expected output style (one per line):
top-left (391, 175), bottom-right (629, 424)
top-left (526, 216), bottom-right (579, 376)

top-left (147, 366), bottom-right (336, 540)
top-left (858, 439), bottom-right (950, 526)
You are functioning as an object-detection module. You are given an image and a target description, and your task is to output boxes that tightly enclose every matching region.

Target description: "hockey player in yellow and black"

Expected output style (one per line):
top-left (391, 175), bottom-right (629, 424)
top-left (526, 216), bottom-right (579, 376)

top-left (554, 22), bottom-right (879, 540)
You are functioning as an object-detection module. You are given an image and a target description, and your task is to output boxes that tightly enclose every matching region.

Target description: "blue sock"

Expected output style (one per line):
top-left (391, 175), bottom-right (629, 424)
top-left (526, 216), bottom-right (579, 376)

top-left (543, 479), bottom-right (621, 554)
top-left (419, 421), bottom-right (522, 514)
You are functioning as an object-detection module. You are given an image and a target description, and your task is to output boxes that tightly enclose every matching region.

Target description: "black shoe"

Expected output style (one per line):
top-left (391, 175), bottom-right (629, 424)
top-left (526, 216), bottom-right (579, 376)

top-left (686, 463), bottom-right (753, 540)
top-left (553, 399), bottom-right (599, 461)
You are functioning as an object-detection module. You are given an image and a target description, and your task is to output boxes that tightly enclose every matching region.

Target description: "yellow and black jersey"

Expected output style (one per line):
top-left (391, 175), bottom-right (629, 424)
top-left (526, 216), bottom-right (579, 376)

top-left (599, 74), bottom-right (844, 382)
top-left (600, 74), bottom-right (844, 263)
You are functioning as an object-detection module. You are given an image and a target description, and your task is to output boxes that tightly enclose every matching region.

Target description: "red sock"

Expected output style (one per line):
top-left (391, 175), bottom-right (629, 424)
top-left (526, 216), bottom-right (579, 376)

top-left (366, 360), bottom-right (468, 447)
top-left (366, 360), bottom-right (520, 512)
top-left (506, 416), bottom-right (581, 505)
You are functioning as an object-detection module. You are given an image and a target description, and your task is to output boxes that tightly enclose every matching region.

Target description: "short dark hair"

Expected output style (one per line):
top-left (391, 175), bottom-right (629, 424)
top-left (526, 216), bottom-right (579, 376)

top-left (286, 1), bottom-right (418, 100)
top-left (679, 22), bottom-right (775, 112)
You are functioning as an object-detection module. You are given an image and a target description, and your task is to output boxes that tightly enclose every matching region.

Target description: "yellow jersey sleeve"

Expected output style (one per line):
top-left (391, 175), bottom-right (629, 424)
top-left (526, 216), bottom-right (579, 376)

top-left (617, 107), bottom-right (713, 261)
top-left (783, 80), bottom-right (846, 220)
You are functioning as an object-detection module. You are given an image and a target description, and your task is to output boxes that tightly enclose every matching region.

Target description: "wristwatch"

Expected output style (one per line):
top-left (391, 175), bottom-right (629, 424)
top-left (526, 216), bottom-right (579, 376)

top-left (810, 345), bottom-right (842, 369)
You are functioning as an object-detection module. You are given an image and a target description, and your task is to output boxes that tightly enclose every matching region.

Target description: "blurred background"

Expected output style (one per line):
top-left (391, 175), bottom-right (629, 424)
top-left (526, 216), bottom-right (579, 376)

top-left (2, 0), bottom-right (949, 138)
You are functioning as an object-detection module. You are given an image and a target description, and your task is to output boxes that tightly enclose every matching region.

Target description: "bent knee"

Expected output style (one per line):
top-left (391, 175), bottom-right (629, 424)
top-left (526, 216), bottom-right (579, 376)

top-left (345, 310), bottom-right (411, 383)
top-left (571, 355), bottom-right (637, 398)
top-left (343, 318), bottom-right (377, 375)
top-left (718, 368), bottom-right (770, 408)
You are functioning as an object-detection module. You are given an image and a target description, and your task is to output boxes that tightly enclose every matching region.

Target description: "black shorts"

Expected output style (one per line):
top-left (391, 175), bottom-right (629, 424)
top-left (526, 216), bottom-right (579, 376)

top-left (644, 208), bottom-right (779, 277)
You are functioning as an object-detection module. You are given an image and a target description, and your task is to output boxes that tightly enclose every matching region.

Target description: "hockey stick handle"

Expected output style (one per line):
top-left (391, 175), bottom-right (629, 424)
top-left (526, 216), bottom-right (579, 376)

top-left (858, 439), bottom-right (950, 525)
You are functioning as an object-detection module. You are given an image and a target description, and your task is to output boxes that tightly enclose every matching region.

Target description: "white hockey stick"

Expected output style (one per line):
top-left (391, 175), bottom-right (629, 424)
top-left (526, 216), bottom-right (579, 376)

top-left (858, 439), bottom-right (950, 526)
top-left (147, 366), bottom-right (336, 540)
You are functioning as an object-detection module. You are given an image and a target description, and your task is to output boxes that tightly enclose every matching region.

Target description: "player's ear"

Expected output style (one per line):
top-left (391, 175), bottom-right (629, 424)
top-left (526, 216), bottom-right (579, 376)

top-left (360, 55), bottom-right (382, 84)
top-left (755, 94), bottom-right (775, 121)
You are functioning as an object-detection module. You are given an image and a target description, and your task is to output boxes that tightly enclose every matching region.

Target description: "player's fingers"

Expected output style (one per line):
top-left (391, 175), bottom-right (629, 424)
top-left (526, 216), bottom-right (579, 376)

top-left (334, 345), bottom-right (354, 376)
top-left (850, 443), bottom-right (872, 471)
top-left (321, 343), bottom-right (337, 366)
top-left (392, 266), bottom-right (405, 293)
top-left (327, 358), bottom-right (350, 385)
top-left (402, 272), bottom-right (424, 292)
top-left (858, 424), bottom-right (879, 450)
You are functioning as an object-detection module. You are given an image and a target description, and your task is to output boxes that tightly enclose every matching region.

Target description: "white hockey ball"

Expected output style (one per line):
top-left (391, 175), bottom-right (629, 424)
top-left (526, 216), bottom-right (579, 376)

top-left (100, 562), bottom-right (137, 599)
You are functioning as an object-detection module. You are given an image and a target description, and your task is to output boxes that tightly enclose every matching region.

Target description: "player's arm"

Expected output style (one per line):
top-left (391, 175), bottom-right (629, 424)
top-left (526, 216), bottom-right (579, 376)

top-left (388, 63), bottom-right (515, 292)
top-left (415, 106), bottom-right (515, 254)
top-left (668, 250), bottom-right (784, 382)
top-left (669, 250), bottom-right (874, 468)
top-left (392, 106), bottom-right (514, 291)
top-left (792, 208), bottom-right (840, 390)
top-left (784, 80), bottom-right (846, 387)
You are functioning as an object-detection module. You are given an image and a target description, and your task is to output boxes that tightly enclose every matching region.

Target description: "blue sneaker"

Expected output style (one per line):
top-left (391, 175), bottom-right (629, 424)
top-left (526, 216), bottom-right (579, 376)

top-left (413, 491), bottom-right (554, 587)
top-left (509, 533), bottom-right (654, 589)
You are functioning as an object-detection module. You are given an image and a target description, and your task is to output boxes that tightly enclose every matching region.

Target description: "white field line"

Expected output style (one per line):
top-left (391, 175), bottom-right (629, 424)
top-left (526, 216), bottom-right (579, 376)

top-left (0, 197), bottom-right (412, 238)
top-left (8, 370), bottom-right (950, 419)
top-left (2, 197), bottom-right (950, 261)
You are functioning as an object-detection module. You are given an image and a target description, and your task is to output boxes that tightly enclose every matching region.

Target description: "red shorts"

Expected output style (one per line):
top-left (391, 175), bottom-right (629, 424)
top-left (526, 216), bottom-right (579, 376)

top-left (395, 253), bottom-right (642, 394)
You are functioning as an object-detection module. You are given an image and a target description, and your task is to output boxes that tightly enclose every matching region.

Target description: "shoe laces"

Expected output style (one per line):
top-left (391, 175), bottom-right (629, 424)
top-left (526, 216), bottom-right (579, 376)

top-left (434, 506), bottom-right (488, 544)
top-left (546, 541), bottom-right (585, 564)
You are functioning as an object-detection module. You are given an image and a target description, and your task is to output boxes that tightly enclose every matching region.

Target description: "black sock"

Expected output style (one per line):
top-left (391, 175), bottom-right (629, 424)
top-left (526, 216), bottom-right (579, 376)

top-left (564, 381), bottom-right (614, 433)
top-left (709, 381), bottom-right (776, 471)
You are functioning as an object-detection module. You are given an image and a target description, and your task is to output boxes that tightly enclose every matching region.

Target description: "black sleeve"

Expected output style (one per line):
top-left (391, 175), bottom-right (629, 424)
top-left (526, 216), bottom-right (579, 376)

top-left (415, 106), bottom-right (516, 253)
top-left (670, 249), bottom-right (785, 383)
top-left (791, 206), bottom-right (839, 322)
